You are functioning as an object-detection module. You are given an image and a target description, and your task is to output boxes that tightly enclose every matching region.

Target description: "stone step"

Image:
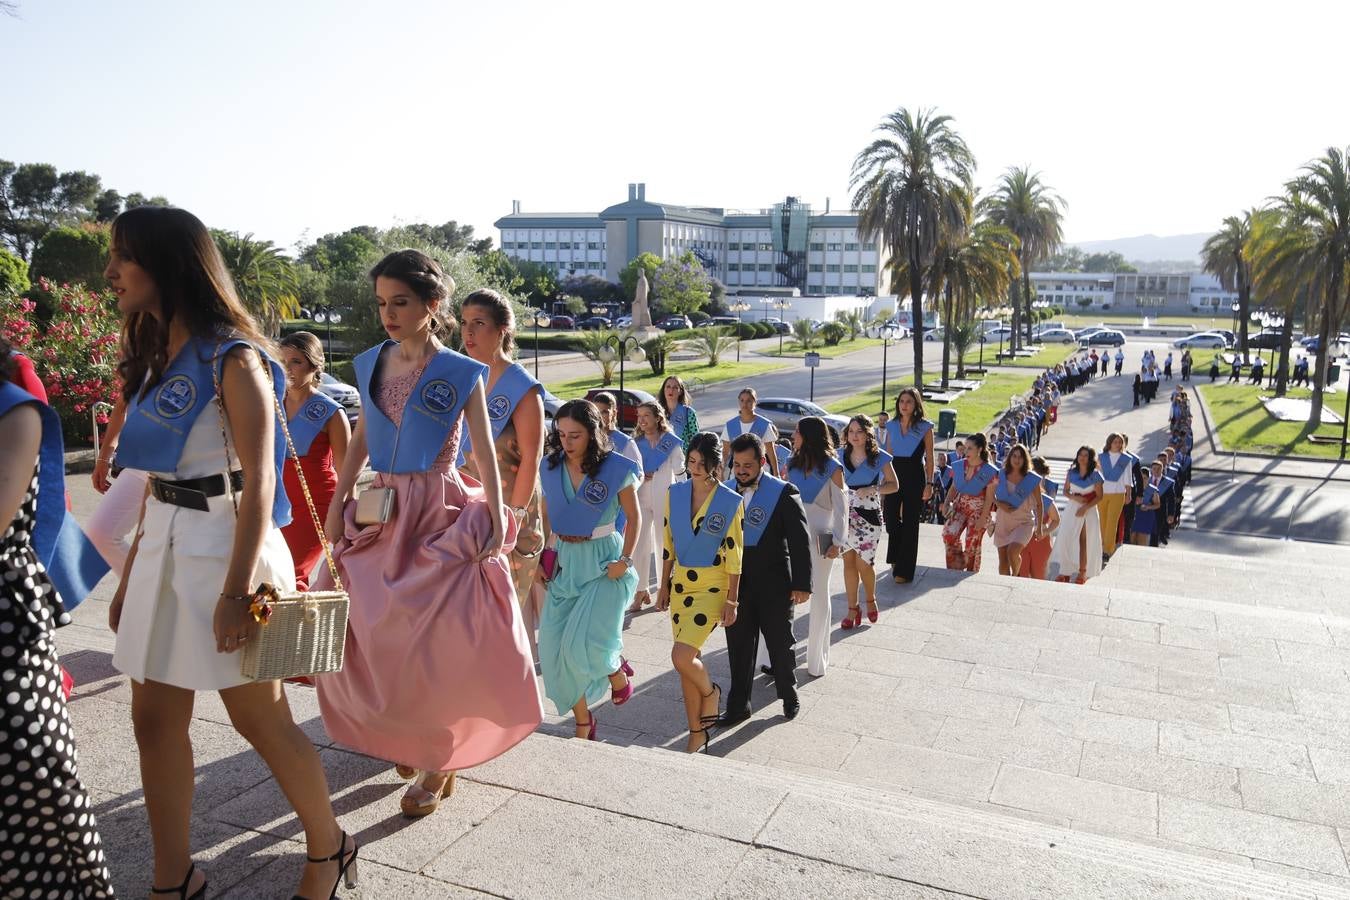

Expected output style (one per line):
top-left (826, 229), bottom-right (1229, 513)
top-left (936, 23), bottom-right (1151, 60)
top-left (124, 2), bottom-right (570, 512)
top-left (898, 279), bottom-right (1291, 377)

top-left (468, 732), bottom-right (1347, 899)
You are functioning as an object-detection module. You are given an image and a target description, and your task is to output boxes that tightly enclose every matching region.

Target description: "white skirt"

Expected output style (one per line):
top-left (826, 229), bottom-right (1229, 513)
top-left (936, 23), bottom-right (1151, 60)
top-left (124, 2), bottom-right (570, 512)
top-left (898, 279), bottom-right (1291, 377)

top-left (1049, 492), bottom-right (1103, 580)
top-left (112, 482), bottom-right (296, 691)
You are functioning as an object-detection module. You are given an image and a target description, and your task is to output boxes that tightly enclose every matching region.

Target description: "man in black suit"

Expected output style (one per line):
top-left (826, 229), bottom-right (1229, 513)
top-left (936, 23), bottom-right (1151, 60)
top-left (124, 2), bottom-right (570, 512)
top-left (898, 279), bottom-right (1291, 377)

top-left (719, 433), bottom-right (812, 725)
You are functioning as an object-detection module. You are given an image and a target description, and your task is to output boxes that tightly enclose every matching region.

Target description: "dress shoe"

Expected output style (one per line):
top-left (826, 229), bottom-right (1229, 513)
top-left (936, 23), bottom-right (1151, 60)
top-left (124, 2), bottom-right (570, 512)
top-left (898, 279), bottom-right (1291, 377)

top-left (717, 709), bottom-right (752, 728)
top-left (783, 697), bottom-right (801, 720)
top-left (759, 664), bottom-right (774, 677)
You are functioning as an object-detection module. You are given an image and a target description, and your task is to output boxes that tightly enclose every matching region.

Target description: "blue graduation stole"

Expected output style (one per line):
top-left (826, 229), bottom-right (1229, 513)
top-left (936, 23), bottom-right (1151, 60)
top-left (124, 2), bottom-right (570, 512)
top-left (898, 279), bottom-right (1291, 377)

top-left (0, 383), bottom-right (110, 611)
top-left (355, 342), bottom-right (487, 474)
top-left (287, 392), bottom-right (342, 456)
top-left (609, 430), bottom-right (638, 533)
top-left (773, 443), bottom-right (790, 471)
top-left (1040, 492), bottom-right (1055, 519)
top-left (952, 460), bottom-right (997, 496)
top-left (885, 418), bottom-right (932, 457)
top-left (1141, 483), bottom-right (1160, 508)
top-left (1068, 468), bottom-right (1105, 491)
top-left (995, 471), bottom-right (1042, 508)
top-left (1159, 476), bottom-right (1175, 496)
top-left (638, 431), bottom-right (682, 474)
top-left (787, 456), bottom-right (840, 504)
top-left (669, 403), bottom-right (691, 438)
top-left (538, 451), bottom-right (638, 537)
top-left (668, 480), bottom-right (741, 567)
top-left (1100, 452), bottom-right (1130, 482)
top-left (946, 450), bottom-right (961, 467)
top-left (839, 446), bottom-right (893, 488)
top-left (724, 415), bottom-right (771, 440)
top-left (460, 362), bottom-right (540, 461)
top-left (117, 336), bottom-right (291, 527)
top-left (729, 474), bottom-right (787, 549)
top-left (1043, 479), bottom-right (1059, 499)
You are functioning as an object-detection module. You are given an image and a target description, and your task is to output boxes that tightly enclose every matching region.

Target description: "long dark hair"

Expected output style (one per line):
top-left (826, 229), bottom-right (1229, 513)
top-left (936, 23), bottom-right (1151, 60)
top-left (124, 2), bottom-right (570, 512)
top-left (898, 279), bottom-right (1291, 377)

top-left (845, 414), bottom-right (881, 466)
top-left (893, 386), bottom-right (927, 423)
top-left (369, 249), bottom-right (456, 333)
top-left (789, 415), bottom-right (835, 475)
top-left (964, 431), bottom-right (990, 463)
top-left (544, 399), bottom-right (610, 478)
top-left (110, 207), bottom-right (272, 399)
top-left (686, 431), bottom-right (723, 481)
top-left (1004, 443), bottom-right (1030, 476)
top-left (460, 288), bottom-right (516, 354)
top-left (659, 375), bottom-right (690, 417)
top-left (117, 311), bottom-right (163, 401)
top-left (1074, 445), bottom-right (1099, 478)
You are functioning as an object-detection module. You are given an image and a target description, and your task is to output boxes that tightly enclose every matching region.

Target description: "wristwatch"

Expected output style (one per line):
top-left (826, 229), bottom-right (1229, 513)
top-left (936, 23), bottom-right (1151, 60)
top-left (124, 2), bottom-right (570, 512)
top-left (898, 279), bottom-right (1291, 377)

top-left (509, 505), bottom-right (528, 520)
top-left (617, 555), bottom-right (633, 568)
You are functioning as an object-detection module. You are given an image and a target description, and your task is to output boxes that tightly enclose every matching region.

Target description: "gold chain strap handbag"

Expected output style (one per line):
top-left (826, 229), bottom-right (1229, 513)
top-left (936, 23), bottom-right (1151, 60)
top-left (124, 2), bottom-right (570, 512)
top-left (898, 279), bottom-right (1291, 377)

top-left (212, 344), bottom-right (350, 681)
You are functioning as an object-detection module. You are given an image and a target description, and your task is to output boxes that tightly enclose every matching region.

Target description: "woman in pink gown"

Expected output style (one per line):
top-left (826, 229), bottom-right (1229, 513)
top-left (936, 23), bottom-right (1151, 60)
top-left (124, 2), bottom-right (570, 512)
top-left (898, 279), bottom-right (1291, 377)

top-left (316, 250), bottom-right (542, 818)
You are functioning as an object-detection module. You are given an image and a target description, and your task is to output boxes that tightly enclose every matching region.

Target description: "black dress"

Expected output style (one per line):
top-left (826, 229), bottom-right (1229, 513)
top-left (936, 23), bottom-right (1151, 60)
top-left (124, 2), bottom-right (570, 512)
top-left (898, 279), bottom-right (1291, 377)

top-left (883, 425), bottom-right (928, 581)
top-left (0, 467), bottom-right (114, 899)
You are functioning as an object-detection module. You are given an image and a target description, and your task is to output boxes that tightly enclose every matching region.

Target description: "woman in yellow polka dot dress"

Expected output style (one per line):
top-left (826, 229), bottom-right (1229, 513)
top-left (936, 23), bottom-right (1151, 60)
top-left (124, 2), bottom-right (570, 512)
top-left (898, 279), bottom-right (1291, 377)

top-left (657, 432), bottom-right (744, 753)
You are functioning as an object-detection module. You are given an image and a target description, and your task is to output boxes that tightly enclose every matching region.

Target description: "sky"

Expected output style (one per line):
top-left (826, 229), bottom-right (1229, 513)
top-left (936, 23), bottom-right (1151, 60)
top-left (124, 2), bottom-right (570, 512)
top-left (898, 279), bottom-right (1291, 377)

top-left (5, 0), bottom-right (1348, 254)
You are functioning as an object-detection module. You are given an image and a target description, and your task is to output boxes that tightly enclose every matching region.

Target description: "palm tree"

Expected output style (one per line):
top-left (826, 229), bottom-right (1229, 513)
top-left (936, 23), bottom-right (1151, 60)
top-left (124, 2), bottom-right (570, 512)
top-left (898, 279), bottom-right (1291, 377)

top-left (981, 167), bottom-right (1064, 352)
top-left (212, 231), bottom-right (301, 336)
top-left (791, 318), bottom-right (821, 350)
top-left (681, 327), bottom-right (738, 367)
top-left (1248, 207), bottom-right (1302, 396)
top-left (1201, 211), bottom-right (1258, 361)
top-left (949, 322), bottom-right (981, 378)
top-left (576, 329), bottom-right (620, 385)
top-left (851, 107), bottom-right (974, 390)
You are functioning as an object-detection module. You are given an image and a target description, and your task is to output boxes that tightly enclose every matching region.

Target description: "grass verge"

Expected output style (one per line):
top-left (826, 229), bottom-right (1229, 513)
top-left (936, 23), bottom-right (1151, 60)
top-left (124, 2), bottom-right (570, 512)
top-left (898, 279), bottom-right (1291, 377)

top-left (1197, 383), bottom-right (1345, 459)
top-left (545, 360), bottom-right (784, 399)
top-left (985, 343), bottom-right (1076, 370)
top-left (759, 337), bottom-right (883, 359)
top-left (826, 371), bottom-right (1038, 433)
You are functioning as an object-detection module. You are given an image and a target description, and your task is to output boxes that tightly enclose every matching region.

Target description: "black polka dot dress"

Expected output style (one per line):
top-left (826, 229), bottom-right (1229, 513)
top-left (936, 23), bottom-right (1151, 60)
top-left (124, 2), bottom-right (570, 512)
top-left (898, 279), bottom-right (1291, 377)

top-left (1, 469), bottom-right (114, 898)
top-left (662, 492), bottom-right (744, 650)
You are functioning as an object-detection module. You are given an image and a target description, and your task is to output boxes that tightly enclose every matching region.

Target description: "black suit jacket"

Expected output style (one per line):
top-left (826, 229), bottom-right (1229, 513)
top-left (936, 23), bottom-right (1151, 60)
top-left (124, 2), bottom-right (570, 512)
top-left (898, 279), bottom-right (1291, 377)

top-left (741, 481), bottom-right (813, 599)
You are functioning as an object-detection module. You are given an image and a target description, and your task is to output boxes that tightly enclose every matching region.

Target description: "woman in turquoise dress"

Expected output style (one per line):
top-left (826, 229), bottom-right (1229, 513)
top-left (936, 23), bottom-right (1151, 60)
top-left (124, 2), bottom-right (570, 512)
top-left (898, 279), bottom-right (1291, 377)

top-left (536, 399), bottom-right (642, 740)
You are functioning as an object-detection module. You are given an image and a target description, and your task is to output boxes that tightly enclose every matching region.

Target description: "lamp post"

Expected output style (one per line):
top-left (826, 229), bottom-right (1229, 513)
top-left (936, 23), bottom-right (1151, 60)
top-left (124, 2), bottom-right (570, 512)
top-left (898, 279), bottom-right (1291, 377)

top-left (312, 305), bottom-right (344, 364)
top-left (879, 323), bottom-right (897, 415)
top-left (1231, 301), bottom-right (1241, 358)
top-left (731, 301), bottom-right (751, 361)
top-left (533, 311), bottom-right (550, 379)
top-left (774, 299), bottom-right (790, 356)
top-left (599, 334), bottom-right (646, 403)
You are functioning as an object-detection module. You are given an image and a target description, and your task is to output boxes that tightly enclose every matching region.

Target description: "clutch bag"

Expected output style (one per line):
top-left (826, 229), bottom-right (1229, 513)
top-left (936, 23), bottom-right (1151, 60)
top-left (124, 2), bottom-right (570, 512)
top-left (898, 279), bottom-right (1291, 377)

top-left (354, 486), bottom-right (396, 525)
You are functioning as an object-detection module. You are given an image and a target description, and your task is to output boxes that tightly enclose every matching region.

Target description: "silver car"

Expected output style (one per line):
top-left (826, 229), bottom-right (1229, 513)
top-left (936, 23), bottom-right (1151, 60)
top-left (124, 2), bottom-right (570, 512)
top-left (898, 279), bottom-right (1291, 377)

top-left (319, 372), bottom-right (361, 424)
top-left (755, 397), bottom-right (851, 439)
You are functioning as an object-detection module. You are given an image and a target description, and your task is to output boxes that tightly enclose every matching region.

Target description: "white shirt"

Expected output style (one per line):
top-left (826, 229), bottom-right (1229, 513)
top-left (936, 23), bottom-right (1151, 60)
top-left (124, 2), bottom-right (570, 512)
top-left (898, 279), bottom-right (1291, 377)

top-left (1100, 452), bottom-right (1133, 495)
top-left (721, 416), bottom-right (779, 446)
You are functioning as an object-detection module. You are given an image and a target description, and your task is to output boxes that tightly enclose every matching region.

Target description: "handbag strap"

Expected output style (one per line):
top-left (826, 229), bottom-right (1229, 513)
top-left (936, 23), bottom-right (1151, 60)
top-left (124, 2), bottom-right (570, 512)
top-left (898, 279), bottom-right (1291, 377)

top-left (211, 342), bottom-right (346, 594)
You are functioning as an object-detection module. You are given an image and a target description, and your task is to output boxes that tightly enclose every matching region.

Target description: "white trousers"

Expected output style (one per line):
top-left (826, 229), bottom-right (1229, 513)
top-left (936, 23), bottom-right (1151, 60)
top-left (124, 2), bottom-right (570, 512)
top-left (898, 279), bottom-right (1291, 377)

top-left (85, 469), bottom-right (148, 576)
top-left (632, 494), bottom-right (662, 594)
top-left (805, 548), bottom-right (834, 676)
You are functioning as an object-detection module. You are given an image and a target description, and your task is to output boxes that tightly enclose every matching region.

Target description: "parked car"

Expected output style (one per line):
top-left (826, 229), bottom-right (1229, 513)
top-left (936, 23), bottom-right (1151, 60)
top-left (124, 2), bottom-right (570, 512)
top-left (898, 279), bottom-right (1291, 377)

top-left (983, 326), bottom-right (1014, 342)
top-left (548, 315), bottom-right (575, 329)
top-left (1080, 329), bottom-right (1126, 348)
top-left (319, 372), bottom-right (361, 424)
top-left (576, 315), bottom-right (612, 331)
top-left (875, 322), bottom-right (910, 339)
top-left (1247, 331), bottom-right (1284, 349)
top-left (583, 387), bottom-right (656, 429)
top-left (1032, 327), bottom-right (1077, 344)
top-left (656, 315), bottom-right (693, 332)
top-left (1301, 334), bottom-right (1350, 355)
top-left (764, 318), bottom-right (791, 335)
top-left (754, 397), bottom-right (851, 438)
top-left (1172, 332), bottom-right (1227, 350)
top-left (1073, 325), bottom-right (1108, 341)
top-left (923, 326), bottom-right (946, 342)
top-left (615, 315), bottom-right (633, 328)
top-left (699, 316), bottom-right (740, 328)
top-left (1212, 329), bottom-right (1237, 348)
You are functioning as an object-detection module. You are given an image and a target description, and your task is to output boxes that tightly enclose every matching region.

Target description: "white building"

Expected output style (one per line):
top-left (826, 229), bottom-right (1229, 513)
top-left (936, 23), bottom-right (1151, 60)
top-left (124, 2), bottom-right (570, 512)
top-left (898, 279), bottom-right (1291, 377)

top-left (1029, 271), bottom-right (1237, 316)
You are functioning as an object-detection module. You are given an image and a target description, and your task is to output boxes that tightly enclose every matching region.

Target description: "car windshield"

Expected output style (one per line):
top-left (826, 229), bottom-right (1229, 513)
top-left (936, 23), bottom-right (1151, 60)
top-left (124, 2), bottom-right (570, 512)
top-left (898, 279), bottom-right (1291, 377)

top-left (800, 401), bottom-right (828, 416)
top-left (320, 373), bottom-right (339, 384)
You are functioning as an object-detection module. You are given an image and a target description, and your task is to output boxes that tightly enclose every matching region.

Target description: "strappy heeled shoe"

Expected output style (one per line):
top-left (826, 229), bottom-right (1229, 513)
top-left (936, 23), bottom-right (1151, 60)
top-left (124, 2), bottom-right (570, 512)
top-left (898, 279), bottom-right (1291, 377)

top-left (610, 657), bottom-right (635, 705)
top-left (575, 713), bottom-right (597, 741)
top-left (841, 605), bottom-right (861, 630)
top-left (866, 599), bottom-right (879, 624)
top-left (626, 591), bottom-right (651, 613)
top-left (686, 727), bottom-right (711, 754)
top-left (152, 863), bottom-right (205, 900)
top-left (400, 771), bottom-right (456, 818)
top-left (394, 764), bottom-right (416, 780)
top-left (1074, 570), bottom-right (1087, 585)
top-left (293, 831), bottom-right (359, 900)
top-left (699, 682), bottom-right (722, 730)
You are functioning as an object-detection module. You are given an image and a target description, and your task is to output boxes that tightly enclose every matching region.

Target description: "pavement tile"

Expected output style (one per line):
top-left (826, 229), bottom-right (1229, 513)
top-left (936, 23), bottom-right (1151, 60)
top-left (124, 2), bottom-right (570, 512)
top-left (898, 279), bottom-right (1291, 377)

top-left (1106, 593), bottom-right (1218, 631)
top-left (1240, 769), bottom-right (1350, 829)
top-left (715, 847), bottom-right (966, 899)
top-left (1220, 656), bottom-right (1350, 695)
top-left (921, 633), bottom-right (1041, 672)
top-left (423, 793), bottom-right (743, 900)
top-left (1277, 640), bottom-right (1350, 671)
top-left (889, 677), bottom-right (1022, 726)
top-left (1293, 687), bottom-right (1350, 728)
top-left (1018, 701), bottom-right (1159, 752)
top-left (1035, 650), bottom-right (1159, 691)
top-left (848, 646), bottom-right (974, 684)
top-left (990, 765), bottom-right (1157, 837)
top-left (795, 691), bottom-right (946, 748)
top-left (932, 716), bottom-right (1083, 776)
top-left (1160, 624), bottom-right (1280, 660)
top-left (1219, 614), bottom-right (1332, 648)
top-left (799, 667), bottom-right (900, 699)
top-left (742, 720), bottom-right (860, 770)
top-left (844, 737), bottom-right (1001, 803)
top-left (1079, 742), bottom-right (1242, 808)
top-left (946, 596), bottom-right (1054, 628)
top-left (221, 856), bottom-right (499, 899)
top-left (887, 607), bottom-right (996, 640)
top-left (1229, 704), bottom-right (1350, 750)
top-left (1160, 795), bottom-right (1348, 876)
top-left (1049, 609), bottom-right (1160, 643)
top-left (832, 623), bottom-right (932, 653)
top-left (1159, 722), bottom-right (1314, 780)
top-left (987, 622), bottom-right (1102, 655)
top-left (1157, 668), bottom-right (1294, 713)
top-left (964, 665), bottom-right (1095, 706)
top-left (1249, 859), bottom-right (1350, 894)
top-left (1312, 747), bottom-right (1350, 786)
top-left (1101, 636), bottom-right (1221, 675)
top-left (1003, 586), bottom-right (1109, 616)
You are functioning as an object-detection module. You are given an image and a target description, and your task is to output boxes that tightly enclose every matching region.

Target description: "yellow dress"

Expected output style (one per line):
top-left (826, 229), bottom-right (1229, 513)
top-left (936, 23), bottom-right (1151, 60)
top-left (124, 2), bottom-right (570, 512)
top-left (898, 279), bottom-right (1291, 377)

top-left (663, 487), bottom-right (745, 649)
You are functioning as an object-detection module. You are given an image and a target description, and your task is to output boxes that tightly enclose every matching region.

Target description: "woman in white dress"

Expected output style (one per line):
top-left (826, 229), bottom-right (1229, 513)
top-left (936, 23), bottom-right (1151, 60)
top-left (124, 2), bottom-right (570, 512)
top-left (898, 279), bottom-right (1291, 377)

top-left (1050, 445), bottom-right (1105, 584)
top-left (629, 400), bottom-right (684, 612)
top-left (784, 416), bottom-right (847, 677)
top-left (106, 207), bottom-right (353, 900)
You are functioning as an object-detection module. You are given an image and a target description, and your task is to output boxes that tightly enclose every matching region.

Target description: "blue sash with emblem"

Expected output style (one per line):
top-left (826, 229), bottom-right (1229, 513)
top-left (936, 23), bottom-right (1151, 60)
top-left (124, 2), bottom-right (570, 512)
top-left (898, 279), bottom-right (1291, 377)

top-left (609, 430), bottom-right (639, 533)
top-left (724, 415), bottom-right (771, 440)
top-left (356, 342), bottom-right (486, 473)
top-left (1100, 452), bottom-right (1130, 483)
top-left (539, 451), bottom-right (638, 537)
top-left (885, 418), bottom-right (932, 457)
top-left (460, 363), bottom-right (540, 461)
top-left (287, 392), bottom-right (342, 457)
top-left (787, 456), bottom-right (840, 504)
top-left (117, 336), bottom-right (291, 527)
top-left (773, 443), bottom-right (790, 471)
top-left (995, 471), bottom-right (1042, 508)
top-left (669, 403), bottom-right (691, 438)
top-left (1040, 492), bottom-right (1055, 519)
top-left (1141, 483), bottom-right (1160, 508)
top-left (668, 480), bottom-right (741, 567)
top-left (1068, 468), bottom-right (1105, 491)
top-left (952, 460), bottom-right (998, 496)
top-left (638, 431), bottom-right (681, 474)
top-left (730, 474), bottom-right (787, 549)
top-left (839, 447), bottom-right (893, 488)
top-left (0, 382), bottom-right (109, 610)
top-left (609, 429), bottom-right (637, 467)
top-left (1043, 479), bottom-right (1059, 499)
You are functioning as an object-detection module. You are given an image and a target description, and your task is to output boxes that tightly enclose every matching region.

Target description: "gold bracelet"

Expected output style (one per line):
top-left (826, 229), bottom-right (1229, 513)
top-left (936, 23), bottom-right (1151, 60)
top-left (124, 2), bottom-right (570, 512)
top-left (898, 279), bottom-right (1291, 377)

top-left (724, 600), bottom-right (739, 608)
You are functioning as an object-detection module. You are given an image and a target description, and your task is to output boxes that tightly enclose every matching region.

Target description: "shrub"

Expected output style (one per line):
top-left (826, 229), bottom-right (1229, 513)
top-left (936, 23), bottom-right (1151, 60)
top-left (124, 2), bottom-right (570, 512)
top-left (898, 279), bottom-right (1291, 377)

top-left (820, 322), bottom-right (847, 346)
top-left (30, 224), bottom-right (111, 289)
top-left (642, 333), bottom-right (676, 375)
top-left (0, 247), bottom-right (29, 294)
top-left (754, 322), bottom-right (774, 338)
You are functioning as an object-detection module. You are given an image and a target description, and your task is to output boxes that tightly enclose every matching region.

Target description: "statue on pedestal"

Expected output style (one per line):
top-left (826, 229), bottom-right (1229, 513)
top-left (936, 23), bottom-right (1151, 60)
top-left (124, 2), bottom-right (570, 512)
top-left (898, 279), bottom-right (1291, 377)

top-left (632, 269), bottom-right (654, 330)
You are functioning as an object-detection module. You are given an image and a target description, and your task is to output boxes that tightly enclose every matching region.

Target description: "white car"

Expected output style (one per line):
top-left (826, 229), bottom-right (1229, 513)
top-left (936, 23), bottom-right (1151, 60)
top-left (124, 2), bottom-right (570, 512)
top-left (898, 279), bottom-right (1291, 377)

top-left (1034, 327), bottom-right (1077, 344)
top-left (1173, 332), bottom-right (1228, 350)
top-left (319, 373), bottom-right (360, 424)
top-left (923, 326), bottom-right (945, 342)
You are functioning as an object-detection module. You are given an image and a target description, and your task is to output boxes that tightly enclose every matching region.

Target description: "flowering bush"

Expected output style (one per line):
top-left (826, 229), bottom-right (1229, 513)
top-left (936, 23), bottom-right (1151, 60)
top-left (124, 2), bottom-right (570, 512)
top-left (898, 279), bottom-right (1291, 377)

top-left (1, 279), bottom-right (121, 443)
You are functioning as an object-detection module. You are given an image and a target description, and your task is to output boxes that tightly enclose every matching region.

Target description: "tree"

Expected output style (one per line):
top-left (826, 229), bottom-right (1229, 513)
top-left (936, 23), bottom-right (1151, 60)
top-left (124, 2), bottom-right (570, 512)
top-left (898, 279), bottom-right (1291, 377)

top-left (836, 309), bottom-right (865, 341)
top-left (212, 231), bottom-right (301, 336)
top-left (93, 189), bottom-right (123, 223)
top-left (0, 246), bottom-right (29, 294)
top-left (1081, 250), bottom-right (1137, 273)
top-left (927, 214), bottom-right (1019, 387)
top-left (1201, 211), bottom-right (1258, 361)
top-left (642, 332), bottom-right (676, 376)
top-left (981, 166), bottom-right (1064, 351)
top-left (619, 252), bottom-right (663, 300)
top-left (575, 329), bottom-right (621, 385)
top-left (512, 259), bottom-right (559, 307)
top-left (559, 274), bottom-right (623, 306)
top-left (791, 318), bottom-right (821, 350)
top-left (29, 224), bottom-right (110, 288)
top-left (651, 252), bottom-right (713, 317)
top-left (299, 229), bottom-right (380, 280)
top-left (1042, 246), bottom-right (1085, 271)
top-left (474, 249), bottom-right (525, 294)
top-left (950, 322), bottom-right (980, 378)
top-left (401, 221), bottom-right (493, 254)
top-left (682, 328), bottom-right (738, 367)
top-left (851, 107), bottom-right (975, 390)
top-left (559, 295), bottom-right (587, 316)
top-left (0, 161), bottom-right (103, 260)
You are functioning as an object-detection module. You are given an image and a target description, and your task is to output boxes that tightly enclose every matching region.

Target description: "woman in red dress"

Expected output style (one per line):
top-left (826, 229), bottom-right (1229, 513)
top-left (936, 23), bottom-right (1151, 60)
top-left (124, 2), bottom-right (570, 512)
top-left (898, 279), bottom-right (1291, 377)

top-left (279, 331), bottom-right (350, 588)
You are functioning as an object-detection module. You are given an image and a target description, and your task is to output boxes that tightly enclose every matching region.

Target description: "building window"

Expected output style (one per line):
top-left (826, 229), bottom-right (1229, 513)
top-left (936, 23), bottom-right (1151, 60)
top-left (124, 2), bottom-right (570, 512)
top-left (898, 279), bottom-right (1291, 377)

top-left (808, 264), bottom-right (823, 272)
top-left (826, 264), bottom-right (841, 273)
top-left (862, 264), bottom-right (876, 274)
top-left (588, 242), bottom-right (602, 250)
top-left (809, 242), bottom-right (824, 252)
top-left (862, 242), bottom-right (878, 252)
top-left (845, 243), bottom-right (860, 251)
top-left (727, 263), bottom-right (739, 272)
top-left (827, 243), bottom-right (843, 251)
top-left (530, 242), bottom-right (542, 250)
top-left (545, 242), bottom-right (557, 250)
top-left (757, 263), bottom-right (772, 272)
top-left (843, 264), bottom-right (859, 273)
top-left (758, 242), bottom-right (774, 251)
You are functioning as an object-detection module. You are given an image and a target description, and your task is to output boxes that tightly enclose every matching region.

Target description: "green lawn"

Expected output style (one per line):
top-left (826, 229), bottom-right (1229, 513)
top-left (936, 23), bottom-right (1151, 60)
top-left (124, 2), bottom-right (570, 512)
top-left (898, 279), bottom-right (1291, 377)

top-left (759, 337), bottom-right (883, 359)
top-left (1056, 313), bottom-right (1231, 330)
top-left (1197, 383), bottom-right (1345, 459)
top-left (986, 342), bottom-right (1076, 370)
top-left (545, 360), bottom-right (784, 399)
top-left (827, 371), bottom-right (1039, 433)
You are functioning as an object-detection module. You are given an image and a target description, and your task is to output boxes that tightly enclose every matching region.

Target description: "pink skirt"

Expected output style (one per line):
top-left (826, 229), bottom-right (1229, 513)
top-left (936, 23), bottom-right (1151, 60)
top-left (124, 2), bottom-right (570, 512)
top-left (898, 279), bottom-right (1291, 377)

top-left (315, 469), bottom-right (543, 772)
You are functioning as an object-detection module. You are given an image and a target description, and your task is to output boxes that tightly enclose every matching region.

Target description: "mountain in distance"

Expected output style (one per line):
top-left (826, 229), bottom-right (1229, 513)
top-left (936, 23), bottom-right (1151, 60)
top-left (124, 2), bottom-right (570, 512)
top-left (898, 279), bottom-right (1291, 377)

top-left (1070, 232), bottom-right (1211, 266)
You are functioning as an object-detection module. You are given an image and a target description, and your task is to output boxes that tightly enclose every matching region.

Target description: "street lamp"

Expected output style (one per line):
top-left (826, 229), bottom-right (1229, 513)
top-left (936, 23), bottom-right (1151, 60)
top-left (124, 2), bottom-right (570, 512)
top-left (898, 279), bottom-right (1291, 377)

top-left (730, 301), bottom-right (751, 362)
top-left (1231, 301), bottom-right (1241, 357)
top-left (879, 323), bottom-right (898, 415)
top-left (533, 311), bottom-right (550, 379)
top-left (312, 305), bottom-right (344, 364)
top-left (598, 334), bottom-right (646, 402)
top-left (773, 298), bottom-right (790, 356)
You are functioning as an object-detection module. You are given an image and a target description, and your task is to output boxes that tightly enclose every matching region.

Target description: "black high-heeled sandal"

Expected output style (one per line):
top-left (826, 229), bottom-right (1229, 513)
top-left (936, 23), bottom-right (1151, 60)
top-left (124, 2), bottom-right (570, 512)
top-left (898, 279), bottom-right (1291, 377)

top-left (292, 831), bottom-right (359, 900)
top-left (687, 726), bottom-right (711, 754)
top-left (699, 682), bottom-right (722, 730)
top-left (152, 863), bottom-right (206, 900)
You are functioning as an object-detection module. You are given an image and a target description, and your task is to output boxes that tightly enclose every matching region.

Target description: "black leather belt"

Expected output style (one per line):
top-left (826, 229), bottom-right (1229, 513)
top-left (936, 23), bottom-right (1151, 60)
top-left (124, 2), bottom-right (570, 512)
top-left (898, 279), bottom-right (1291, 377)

top-left (150, 471), bottom-right (245, 511)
